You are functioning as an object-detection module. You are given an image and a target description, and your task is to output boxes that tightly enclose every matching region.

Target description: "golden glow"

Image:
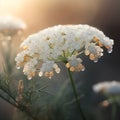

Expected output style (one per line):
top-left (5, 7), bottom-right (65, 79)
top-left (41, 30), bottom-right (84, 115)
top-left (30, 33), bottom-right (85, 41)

top-left (0, 0), bottom-right (102, 35)
top-left (0, 0), bottom-right (26, 14)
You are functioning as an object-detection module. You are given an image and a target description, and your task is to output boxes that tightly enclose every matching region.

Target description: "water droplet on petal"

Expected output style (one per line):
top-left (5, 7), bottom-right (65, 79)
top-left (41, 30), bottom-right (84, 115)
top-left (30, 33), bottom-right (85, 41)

top-left (94, 59), bottom-right (98, 63)
top-left (55, 68), bottom-right (61, 73)
top-left (101, 53), bottom-right (103, 56)
top-left (17, 67), bottom-right (20, 69)
top-left (39, 72), bottom-right (43, 77)
top-left (81, 67), bottom-right (85, 71)
top-left (28, 77), bottom-right (32, 80)
top-left (108, 49), bottom-right (112, 53)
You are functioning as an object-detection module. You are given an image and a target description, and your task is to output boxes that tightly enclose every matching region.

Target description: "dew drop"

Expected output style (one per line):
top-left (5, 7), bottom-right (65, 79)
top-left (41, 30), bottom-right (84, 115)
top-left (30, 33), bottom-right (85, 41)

top-left (28, 77), bottom-right (32, 80)
top-left (17, 66), bottom-right (20, 69)
top-left (81, 67), bottom-right (85, 71)
top-left (55, 68), bottom-right (61, 73)
top-left (94, 59), bottom-right (98, 63)
top-left (39, 72), bottom-right (43, 77)
top-left (101, 53), bottom-right (103, 56)
top-left (108, 49), bottom-right (112, 53)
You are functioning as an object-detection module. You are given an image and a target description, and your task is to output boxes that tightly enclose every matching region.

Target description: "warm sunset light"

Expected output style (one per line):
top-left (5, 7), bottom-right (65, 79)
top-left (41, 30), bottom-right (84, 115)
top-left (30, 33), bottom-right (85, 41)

top-left (0, 0), bottom-right (25, 14)
top-left (0, 0), bottom-right (102, 34)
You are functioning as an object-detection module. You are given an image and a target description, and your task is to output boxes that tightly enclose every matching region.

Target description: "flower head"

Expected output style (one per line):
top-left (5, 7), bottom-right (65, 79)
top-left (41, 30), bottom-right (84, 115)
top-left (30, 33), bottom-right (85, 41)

top-left (15, 24), bottom-right (114, 79)
top-left (0, 15), bottom-right (26, 36)
top-left (93, 81), bottom-right (120, 95)
top-left (0, 15), bottom-right (26, 31)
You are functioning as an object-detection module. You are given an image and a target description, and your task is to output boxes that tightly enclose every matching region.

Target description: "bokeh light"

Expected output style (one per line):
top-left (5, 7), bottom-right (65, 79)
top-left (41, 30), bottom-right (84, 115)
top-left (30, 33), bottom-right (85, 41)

top-left (0, 0), bottom-right (102, 34)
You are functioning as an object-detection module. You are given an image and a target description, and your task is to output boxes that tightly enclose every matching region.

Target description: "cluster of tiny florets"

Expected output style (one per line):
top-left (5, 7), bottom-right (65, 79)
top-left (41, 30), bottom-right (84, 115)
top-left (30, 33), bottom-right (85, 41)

top-left (38, 61), bottom-right (61, 79)
top-left (15, 24), bottom-right (114, 79)
top-left (65, 55), bottom-right (85, 72)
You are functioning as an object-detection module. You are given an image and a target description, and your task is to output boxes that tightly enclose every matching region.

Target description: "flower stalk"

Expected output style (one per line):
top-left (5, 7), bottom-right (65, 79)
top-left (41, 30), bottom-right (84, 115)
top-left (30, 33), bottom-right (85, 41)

top-left (67, 68), bottom-right (86, 120)
top-left (112, 103), bottom-right (117, 120)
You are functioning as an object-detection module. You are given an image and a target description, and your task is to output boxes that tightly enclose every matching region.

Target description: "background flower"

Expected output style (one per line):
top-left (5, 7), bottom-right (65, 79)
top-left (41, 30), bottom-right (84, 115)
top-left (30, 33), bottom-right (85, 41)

top-left (93, 81), bottom-right (120, 95)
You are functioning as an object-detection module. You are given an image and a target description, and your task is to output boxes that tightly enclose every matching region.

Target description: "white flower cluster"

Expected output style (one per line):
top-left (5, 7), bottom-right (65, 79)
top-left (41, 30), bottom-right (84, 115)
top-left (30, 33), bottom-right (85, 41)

top-left (0, 15), bottom-right (26, 36)
top-left (15, 24), bottom-right (114, 79)
top-left (93, 81), bottom-right (120, 95)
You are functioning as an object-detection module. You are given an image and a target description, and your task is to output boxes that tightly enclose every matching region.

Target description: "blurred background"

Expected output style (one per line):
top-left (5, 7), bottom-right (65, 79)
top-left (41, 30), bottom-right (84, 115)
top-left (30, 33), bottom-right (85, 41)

top-left (0, 0), bottom-right (120, 120)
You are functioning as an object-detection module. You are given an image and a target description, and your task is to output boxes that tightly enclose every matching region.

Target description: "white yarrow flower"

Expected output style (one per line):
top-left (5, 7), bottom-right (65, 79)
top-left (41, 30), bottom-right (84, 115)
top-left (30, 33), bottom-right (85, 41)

top-left (0, 15), bottom-right (26, 43)
top-left (15, 24), bottom-right (114, 79)
top-left (0, 16), bottom-right (26, 32)
top-left (93, 81), bottom-right (120, 95)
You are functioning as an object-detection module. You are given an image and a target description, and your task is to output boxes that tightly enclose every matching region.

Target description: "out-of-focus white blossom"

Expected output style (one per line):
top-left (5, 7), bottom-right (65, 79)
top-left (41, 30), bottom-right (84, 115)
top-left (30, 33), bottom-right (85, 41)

top-left (93, 81), bottom-right (120, 95)
top-left (0, 15), bottom-right (26, 39)
top-left (0, 16), bottom-right (26, 31)
top-left (15, 24), bottom-right (114, 79)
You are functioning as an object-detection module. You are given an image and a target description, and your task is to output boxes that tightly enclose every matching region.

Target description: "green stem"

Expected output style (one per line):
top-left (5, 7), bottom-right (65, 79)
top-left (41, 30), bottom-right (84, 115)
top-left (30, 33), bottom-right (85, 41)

top-left (67, 69), bottom-right (86, 120)
top-left (112, 103), bottom-right (117, 120)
